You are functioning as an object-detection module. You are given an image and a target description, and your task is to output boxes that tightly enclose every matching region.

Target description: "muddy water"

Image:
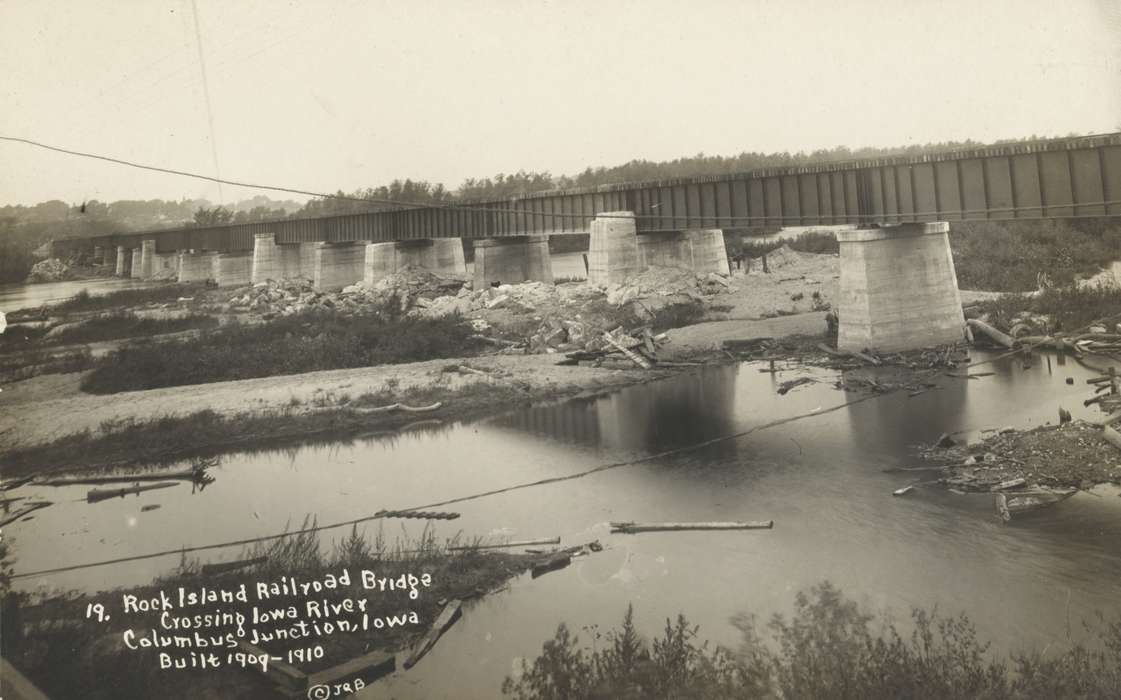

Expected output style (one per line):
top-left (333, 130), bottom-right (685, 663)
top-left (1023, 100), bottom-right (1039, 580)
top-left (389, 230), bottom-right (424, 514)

top-left (8, 351), bottom-right (1121, 698)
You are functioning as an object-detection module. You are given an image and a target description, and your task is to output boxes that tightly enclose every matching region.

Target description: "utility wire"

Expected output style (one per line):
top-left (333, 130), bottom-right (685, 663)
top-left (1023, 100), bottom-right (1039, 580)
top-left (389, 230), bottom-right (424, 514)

top-left (3, 135), bottom-right (1120, 229)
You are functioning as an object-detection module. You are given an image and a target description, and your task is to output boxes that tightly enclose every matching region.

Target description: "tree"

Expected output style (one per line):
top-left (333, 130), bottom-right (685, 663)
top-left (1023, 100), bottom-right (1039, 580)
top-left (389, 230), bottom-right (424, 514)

top-left (192, 206), bottom-right (233, 227)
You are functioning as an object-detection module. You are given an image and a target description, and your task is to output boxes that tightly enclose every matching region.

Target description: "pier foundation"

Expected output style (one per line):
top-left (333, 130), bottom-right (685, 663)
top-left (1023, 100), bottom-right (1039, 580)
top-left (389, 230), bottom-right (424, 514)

top-left (314, 241), bottom-right (370, 291)
top-left (837, 222), bottom-right (965, 352)
top-left (472, 235), bottom-right (553, 287)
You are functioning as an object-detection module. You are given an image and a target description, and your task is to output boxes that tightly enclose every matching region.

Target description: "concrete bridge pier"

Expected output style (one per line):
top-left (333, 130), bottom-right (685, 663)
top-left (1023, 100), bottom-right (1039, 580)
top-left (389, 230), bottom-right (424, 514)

top-left (139, 240), bottom-right (156, 278)
top-left (837, 222), bottom-right (965, 352)
top-left (93, 246), bottom-right (104, 264)
top-left (178, 251), bottom-right (219, 283)
top-left (587, 212), bottom-right (641, 286)
top-left (252, 233), bottom-right (315, 283)
top-left (129, 247), bottom-right (142, 278)
top-left (115, 246), bottom-right (130, 276)
top-left (314, 241), bottom-right (370, 291)
top-left (152, 251), bottom-right (179, 277)
top-left (101, 246), bottom-right (116, 270)
top-left (213, 252), bottom-right (252, 287)
top-left (472, 235), bottom-right (553, 288)
top-left (363, 238), bottom-right (467, 286)
top-left (637, 229), bottom-right (730, 275)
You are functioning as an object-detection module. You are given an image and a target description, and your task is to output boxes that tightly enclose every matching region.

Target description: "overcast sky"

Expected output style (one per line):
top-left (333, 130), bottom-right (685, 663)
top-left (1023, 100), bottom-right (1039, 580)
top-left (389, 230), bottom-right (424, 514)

top-left (2, 0), bottom-right (1119, 207)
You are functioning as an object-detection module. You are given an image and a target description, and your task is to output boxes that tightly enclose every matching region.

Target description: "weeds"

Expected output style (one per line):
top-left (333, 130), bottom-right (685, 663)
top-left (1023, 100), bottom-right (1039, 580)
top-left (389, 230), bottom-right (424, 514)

top-left (79, 310), bottom-right (484, 394)
top-left (972, 285), bottom-right (1121, 333)
top-left (506, 581), bottom-right (1121, 700)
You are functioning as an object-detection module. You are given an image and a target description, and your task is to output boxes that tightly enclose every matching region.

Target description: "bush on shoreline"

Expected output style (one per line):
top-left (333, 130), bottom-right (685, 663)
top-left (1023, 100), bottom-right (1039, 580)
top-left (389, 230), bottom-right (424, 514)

top-left (505, 581), bottom-right (1121, 700)
top-left (79, 309), bottom-right (484, 394)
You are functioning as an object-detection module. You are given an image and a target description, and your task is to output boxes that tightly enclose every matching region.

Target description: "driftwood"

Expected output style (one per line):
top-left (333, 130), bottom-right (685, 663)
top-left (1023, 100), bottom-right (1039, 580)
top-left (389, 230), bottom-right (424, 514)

top-left (353, 401), bottom-right (442, 415)
top-left (602, 333), bottom-right (652, 369)
top-left (403, 599), bottom-right (462, 669)
top-left (967, 319), bottom-right (1016, 348)
top-left (38, 468), bottom-right (206, 486)
top-left (989, 478), bottom-right (1027, 492)
top-left (611, 521), bottom-right (774, 533)
top-left (1092, 409), bottom-right (1121, 426)
top-left (87, 482), bottom-right (178, 503)
top-left (531, 554), bottom-right (572, 578)
top-left (448, 537), bottom-right (559, 551)
top-left (374, 509), bottom-right (460, 520)
top-left (0, 501), bottom-right (52, 527)
top-left (1101, 425), bottom-right (1121, 452)
top-left (470, 334), bottom-right (520, 347)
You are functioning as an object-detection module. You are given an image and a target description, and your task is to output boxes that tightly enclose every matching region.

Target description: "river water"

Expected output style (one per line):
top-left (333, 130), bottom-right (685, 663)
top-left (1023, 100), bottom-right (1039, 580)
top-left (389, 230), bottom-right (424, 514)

top-left (7, 349), bottom-right (1121, 698)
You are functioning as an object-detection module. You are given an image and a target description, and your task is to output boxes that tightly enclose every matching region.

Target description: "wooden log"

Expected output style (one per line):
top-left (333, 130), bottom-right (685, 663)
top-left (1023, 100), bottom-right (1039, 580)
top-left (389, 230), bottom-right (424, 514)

top-left (86, 482), bottom-right (178, 503)
top-left (1102, 425), bottom-right (1121, 452)
top-left (892, 485), bottom-right (915, 496)
top-left (990, 478), bottom-right (1027, 492)
top-left (967, 319), bottom-right (1016, 349)
top-left (235, 640), bottom-right (307, 692)
top-left (610, 521), bottom-right (774, 533)
top-left (994, 493), bottom-right (1012, 523)
top-left (531, 554), bottom-right (572, 579)
top-left (0, 658), bottom-right (51, 700)
top-left (0, 501), bottom-right (51, 528)
top-left (603, 333), bottom-right (652, 369)
top-left (1092, 409), bottom-right (1121, 426)
top-left (448, 537), bottom-right (560, 551)
top-left (37, 469), bottom-right (203, 486)
top-left (201, 556), bottom-right (268, 576)
top-left (403, 599), bottom-right (462, 669)
top-left (307, 650), bottom-right (395, 687)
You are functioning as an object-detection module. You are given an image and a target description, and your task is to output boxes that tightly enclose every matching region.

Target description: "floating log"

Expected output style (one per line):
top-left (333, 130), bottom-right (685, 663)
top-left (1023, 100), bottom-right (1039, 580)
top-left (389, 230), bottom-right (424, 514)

top-left (235, 640), bottom-right (307, 692)
top-left (86, 482), bottom-right (178, 503)
top-left (610, 521), bottom-right (773, 533)
top-left (403, 599), bottom-right (462, 669)
top-left (375, 509), bottom-right (460, 520)
top-left (140, 504), bottom-right (161, 512)
top-left (1102, 425), bottom-right (1121, 452)
top-left (0, 501), bottom-right (51, 528)
top-left (353, 402), bottom-right (442, 415)
top-left (448, 537), bottom-right (560, 551)
top-left (892, 485), bottom-right (915, 496)
top-left (201, 556), bottom-right (268, 576)
top-left (531, 554), bottom-right (572, 579)
top-left (967, 319), bottom-right (1016, 349)
top-left (38, 468), bottom-right (205, 486)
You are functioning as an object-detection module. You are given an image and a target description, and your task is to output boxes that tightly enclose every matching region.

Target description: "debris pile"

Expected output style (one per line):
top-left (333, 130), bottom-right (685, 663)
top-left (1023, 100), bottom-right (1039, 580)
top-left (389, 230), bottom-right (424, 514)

top-left (25, 258), bottom-right (71, 283)
top-left (225, 271), bottom-right (468, 316)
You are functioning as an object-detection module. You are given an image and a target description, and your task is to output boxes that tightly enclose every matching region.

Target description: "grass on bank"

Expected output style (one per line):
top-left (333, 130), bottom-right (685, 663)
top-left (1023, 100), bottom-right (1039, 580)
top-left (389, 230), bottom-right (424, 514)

top-left (505, 581), bottom-right (1121, 700)
top-left (3, 526), bottom-right (538, 700)
top-left (0, 381), bottom-right (533, 476)
top-left (79, 308), bottom-right (486, 394)
top-left (971, 285), bottom-right (1121, 334)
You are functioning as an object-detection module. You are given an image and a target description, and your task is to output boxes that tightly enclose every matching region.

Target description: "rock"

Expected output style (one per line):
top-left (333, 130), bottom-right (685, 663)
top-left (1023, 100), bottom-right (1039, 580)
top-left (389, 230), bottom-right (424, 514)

top-left (26, 258), bottom-right (71, 283)
top-left (486, 294), bottom-right (510, 310)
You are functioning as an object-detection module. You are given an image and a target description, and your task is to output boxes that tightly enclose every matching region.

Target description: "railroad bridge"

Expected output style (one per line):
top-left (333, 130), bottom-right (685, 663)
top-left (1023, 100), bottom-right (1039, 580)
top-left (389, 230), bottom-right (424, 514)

top-left (70, 133), bottom-right (1121, 351)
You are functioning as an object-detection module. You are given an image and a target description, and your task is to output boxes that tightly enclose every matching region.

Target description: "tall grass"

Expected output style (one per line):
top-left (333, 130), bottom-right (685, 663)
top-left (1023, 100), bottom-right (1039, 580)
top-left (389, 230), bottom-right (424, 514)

top-left (972, 285), bottom-right (1121, 333)
top-left (505, 581), bottom-right (1121, 700)
top-left (52, 283), bottom-right (209, 313)
top-left (79, 309), bottom-right (484, 394)
top-left (43, 311), bottom-right (218, 346)
top-left (950, 220), bottom-right (1121, 292)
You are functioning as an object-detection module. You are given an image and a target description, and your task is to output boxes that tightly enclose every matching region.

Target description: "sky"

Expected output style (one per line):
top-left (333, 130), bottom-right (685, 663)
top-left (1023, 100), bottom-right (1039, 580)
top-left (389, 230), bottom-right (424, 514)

top-left (1, 0), bottom-right (1119, 207)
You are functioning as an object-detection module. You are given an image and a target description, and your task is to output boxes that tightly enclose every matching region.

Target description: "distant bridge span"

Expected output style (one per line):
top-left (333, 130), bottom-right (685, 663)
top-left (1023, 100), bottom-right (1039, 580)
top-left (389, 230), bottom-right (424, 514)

top-left (78, 132), bottom-right (1121, 255)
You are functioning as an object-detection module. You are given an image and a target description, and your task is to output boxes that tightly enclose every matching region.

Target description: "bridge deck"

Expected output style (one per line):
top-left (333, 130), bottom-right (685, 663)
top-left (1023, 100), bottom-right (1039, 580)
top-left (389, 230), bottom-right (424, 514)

top-left (79, 133), bottom-right (1121, 254)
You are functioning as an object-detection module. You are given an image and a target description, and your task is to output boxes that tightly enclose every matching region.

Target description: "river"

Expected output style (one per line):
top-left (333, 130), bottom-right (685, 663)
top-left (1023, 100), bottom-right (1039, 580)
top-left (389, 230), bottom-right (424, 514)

top-left (6, 349), bottom-right (1120, 698)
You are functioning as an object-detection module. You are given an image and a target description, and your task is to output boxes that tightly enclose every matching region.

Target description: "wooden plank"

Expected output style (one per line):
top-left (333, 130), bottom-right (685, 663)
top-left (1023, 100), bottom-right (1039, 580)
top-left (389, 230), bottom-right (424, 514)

top-left (0, 658), bottom-right (51, 700)
top-left (235, 640), bottom-right (307, 692)
top-left (307, 649), bottom-right (395, 687)
top-left (403, 599), bottom-right (463, 669)
top-left (611, 521), bottom-right (774, 533)
top-left (86, 482), bottom-right (178, 503)
top-left (447, 537), bottom-right (560, 551)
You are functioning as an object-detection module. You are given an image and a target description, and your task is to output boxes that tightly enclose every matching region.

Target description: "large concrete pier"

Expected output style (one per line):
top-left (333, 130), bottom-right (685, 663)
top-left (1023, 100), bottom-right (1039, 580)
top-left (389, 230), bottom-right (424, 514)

top-left (214, 253), bottom-right (252, 287)
top-left (473, 235), bottom-right (553, 287)
top-left (252, 233), bottom-right (314, 283)
top-left (178, 251), bottom-right (219, 283)
top-left (129, 247), bottom-right (142, 278)
top-left (586, 211), bottom-right (730, 285)
top-left (637, 229), bottom-right (730, 275)
top-left (115, 246), bottom-right (131, 277)
top-left (836, 222), bottom-right (965, 352)
top-left (314, 241), bottom-right (369, 291)
top-left (364, 238), bottom-right (467, 286)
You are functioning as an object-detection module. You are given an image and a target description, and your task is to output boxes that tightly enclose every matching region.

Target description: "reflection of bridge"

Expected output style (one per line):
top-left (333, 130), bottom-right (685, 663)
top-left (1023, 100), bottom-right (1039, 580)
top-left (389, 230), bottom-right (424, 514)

top-left (73, 133), bottom-right (1121, 351)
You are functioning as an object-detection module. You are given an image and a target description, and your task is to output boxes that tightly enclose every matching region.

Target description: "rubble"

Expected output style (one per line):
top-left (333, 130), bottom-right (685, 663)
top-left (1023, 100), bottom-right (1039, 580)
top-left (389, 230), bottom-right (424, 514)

top-left (26, 258), bottom-right (71, 283)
